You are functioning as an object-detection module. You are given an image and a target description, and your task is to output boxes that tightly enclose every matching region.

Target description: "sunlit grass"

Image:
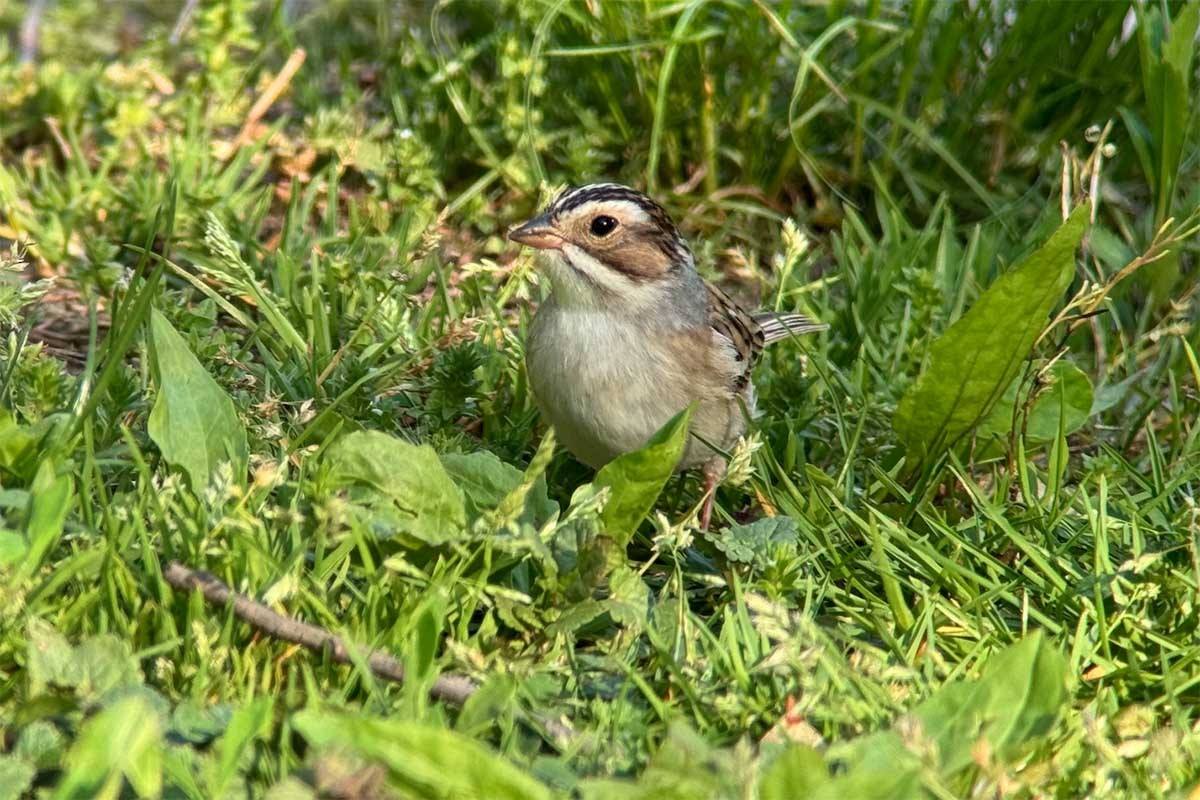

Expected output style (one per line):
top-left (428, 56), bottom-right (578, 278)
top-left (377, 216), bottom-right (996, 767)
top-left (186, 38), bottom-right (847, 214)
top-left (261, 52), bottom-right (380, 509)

top-left (1, 0), bottom-right (1199, 797)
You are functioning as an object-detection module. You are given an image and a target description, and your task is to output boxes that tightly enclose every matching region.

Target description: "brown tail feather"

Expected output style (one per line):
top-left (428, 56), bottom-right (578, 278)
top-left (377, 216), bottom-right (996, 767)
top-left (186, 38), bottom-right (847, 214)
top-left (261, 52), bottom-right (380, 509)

top-left (752, 312), bottom-right (828, 344)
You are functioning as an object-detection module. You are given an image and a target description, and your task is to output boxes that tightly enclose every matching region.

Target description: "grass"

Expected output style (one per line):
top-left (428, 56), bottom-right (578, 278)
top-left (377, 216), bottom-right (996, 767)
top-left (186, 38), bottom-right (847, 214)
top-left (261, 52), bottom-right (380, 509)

top-left (1, 0), bottom-right (1200, 797)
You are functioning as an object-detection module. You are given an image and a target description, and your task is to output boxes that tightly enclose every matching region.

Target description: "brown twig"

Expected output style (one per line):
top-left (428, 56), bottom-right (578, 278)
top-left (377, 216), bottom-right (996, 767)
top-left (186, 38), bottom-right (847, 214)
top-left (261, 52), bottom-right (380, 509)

top-left (164, 561), bottom-right (475, 704)
top-left (44, 116), bottom-right (72, 161)
top-left (162, 561), bottom-right (576, 745)
top-left (235, 47), bottom-right (307, 147)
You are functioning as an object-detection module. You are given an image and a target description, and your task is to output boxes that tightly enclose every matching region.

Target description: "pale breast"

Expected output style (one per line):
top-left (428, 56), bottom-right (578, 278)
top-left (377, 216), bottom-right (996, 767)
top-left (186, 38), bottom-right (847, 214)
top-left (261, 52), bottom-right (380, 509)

top-left (526, 307), bottom-right (752, 471)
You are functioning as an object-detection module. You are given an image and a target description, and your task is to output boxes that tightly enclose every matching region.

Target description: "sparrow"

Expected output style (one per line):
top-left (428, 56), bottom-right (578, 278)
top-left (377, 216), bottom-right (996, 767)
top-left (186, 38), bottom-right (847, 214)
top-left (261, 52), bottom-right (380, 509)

top-left (507, 183), bottom-right (825, 528)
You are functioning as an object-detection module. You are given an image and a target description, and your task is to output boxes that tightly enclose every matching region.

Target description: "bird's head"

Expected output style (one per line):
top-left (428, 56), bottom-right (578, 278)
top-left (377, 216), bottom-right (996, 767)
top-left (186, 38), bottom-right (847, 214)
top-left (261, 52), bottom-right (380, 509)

top-left (507, 183), bottom-right (696, 311)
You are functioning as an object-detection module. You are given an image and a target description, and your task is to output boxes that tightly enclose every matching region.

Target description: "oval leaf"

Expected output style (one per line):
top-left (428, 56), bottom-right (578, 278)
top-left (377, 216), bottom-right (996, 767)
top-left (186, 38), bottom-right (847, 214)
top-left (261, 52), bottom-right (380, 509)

top-left (894, 206), bottom-right (1089, 462)
top-left (323, 430), bottom-right (466, 545)
top-left (440, 449), bottom-right (557, 527)
top-left (913, 630), bottom-right (1068, 773)
top-left (293, 709), bottom-right (551, 800)
top-left (594, 403), bottom-right (695, 546)
top-left (18, 458), bottom-right (73, 582)
top-left (1024, 363), bottom-right (1094, 441)
top-left (55, 694), bottom-right (164, 799)
top-left (147, 308), bottom-right (248, 489)
top-left (709, 516), bottom-right (800, 566)
top-left (977, 361), bottom-right (1094, 451)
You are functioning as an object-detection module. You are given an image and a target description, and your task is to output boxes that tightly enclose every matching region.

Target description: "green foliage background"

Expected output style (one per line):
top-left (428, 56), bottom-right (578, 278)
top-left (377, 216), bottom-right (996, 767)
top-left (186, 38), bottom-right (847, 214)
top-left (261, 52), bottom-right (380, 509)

top-left (1, 0), bottom-right (1199, 797)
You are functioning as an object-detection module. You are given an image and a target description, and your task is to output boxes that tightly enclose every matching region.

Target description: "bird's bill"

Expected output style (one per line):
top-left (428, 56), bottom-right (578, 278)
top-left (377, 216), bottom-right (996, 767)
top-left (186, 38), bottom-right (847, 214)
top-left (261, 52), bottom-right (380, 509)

top-left (507, 213), bottom-right (564, 250)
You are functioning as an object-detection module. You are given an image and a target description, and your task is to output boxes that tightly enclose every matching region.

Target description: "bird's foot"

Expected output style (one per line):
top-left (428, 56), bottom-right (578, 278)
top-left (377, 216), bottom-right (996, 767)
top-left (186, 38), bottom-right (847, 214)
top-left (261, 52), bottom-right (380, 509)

top-left (698, 458), bottom-right (727, 530)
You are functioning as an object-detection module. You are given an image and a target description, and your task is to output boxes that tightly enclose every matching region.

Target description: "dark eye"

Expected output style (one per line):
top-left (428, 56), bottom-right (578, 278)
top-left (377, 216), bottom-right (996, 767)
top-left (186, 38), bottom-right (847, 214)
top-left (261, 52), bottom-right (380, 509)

top-left (589, 215), bottom-right (618, 237)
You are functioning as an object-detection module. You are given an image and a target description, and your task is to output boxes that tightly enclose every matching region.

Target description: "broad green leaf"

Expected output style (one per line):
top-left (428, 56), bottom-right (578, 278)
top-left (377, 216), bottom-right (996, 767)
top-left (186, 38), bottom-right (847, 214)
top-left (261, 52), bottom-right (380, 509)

top-left (545, 598), bottom-right (607, 637)
top-left (27, 619), bottom-right (80, 695)
top-left (820, 633), bottom-right (1067, 787)
top-left (594, 403), bottom-right (695, 545)
top-left (441, 450), bottom-right (523, 514)
top-left (455, 674), bottom-right (518, 737)
top-left (27, 621), bottom-right (141, 702)
top-left (828, 731), bottom-right (923, 799)
top-left (709, 516), bottom-right (799, 566)
top-left (18, 458), bottom-right (73, 582)
top-left (908, 680), bottom-right (986, 775)
top-left (894, 206), bottom-right (1088, 462)
top-left (579, 780), bottom-right (644, 800)
top-left (0, 408), bottom-right (45, 481)
top-left (977, 362), bottom-right (1094, 450)
top-left (54, 694), bottom-right (164, 800)
top-left (758, 745), bottom-right (827, 800)
top-left (0, 756), bottom-right (35, 800)
top-left (0, 529), bottom-right (28, 567)
top-left (642, 723), bottom-right (740, 798)
top-left (580, 723), bottom-right (740, 800)
top-left (401, 593), bottom-right (447, 715)
top-left (1091, 371), bottom-right (1142, 417)
top-left (821, 765), bottom-right (921, 800)
top-left (209, 696), bottom-right (272, 795)
top-left (293, 708), bottom-right (552, 800)
top-left (603, 565), bottom-right (651, 626)
top-left (147, 308), bottom-right (248, 489)
top-left (913, 630), bottom-right (1067, 773)
top-left (169, 702), bottom-right (233, 745)
top-left (324, 430), bottom-right (467, 545)
top-left (15, 720), bottom-right (64, 769)
top-left (974, 631), bottom-right (1068, 757)
top-left (71, 636), bottom-right (142, 701)
top-left (441, 449), bottom-right (557, 526)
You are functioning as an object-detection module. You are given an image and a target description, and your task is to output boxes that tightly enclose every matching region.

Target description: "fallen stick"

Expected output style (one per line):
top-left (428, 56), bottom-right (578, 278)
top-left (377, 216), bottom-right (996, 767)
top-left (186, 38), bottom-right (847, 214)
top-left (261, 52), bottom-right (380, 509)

top-left (235, 48), bottom-right (307, 147)
top-left (162, 561), bottom-right (576, 744)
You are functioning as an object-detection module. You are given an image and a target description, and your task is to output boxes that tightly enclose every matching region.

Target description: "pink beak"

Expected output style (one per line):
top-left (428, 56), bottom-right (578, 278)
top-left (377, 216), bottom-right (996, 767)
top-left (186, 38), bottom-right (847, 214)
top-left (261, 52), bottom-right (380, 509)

top-left (507, 213), bottom-right (564, 250)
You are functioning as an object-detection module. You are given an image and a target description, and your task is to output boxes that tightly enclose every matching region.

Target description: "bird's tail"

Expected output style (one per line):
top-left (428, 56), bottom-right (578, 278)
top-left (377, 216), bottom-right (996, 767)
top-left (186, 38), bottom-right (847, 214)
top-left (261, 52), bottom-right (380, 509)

top-left (753, 312), bottom-right (828, 344)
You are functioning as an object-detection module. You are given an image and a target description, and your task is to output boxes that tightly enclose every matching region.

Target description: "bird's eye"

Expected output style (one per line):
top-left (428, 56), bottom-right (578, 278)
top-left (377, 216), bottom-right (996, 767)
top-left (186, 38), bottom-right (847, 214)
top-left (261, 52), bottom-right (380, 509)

top-left (589, 215), bottom-right (618, 237)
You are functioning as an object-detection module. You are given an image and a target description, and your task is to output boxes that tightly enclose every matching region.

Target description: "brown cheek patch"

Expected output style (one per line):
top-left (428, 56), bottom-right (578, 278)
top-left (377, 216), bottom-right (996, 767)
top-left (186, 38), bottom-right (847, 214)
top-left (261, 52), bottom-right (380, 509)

top-left (562, 210), bottom-right (683, 281)
top-left (604, 237), bottom-right (675, 280)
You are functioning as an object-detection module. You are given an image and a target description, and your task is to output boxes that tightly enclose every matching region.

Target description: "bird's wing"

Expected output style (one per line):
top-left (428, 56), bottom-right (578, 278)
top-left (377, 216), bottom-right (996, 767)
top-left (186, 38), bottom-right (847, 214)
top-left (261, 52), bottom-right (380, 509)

top-left (706, 283), bottom-right (828, 391)
top-left (705, 283), bottom-right (764, 392)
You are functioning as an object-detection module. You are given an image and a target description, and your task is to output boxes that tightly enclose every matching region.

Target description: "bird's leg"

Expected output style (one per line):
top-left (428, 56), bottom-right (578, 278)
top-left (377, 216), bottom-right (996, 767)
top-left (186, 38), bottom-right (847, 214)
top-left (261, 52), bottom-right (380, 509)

top-left (698, 457), bottom-right (726, 530)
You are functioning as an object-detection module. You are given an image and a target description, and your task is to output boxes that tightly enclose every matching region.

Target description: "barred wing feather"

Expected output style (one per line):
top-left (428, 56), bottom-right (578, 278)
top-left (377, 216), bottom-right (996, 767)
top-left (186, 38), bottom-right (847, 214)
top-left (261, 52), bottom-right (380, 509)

top-left (752, 312), bottom-right (828, 344)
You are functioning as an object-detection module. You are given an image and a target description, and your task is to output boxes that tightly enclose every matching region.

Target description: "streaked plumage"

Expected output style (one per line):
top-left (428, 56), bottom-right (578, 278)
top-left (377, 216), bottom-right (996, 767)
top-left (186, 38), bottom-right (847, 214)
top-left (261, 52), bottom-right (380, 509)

top-left (508, 182), bottom-right (825, 525)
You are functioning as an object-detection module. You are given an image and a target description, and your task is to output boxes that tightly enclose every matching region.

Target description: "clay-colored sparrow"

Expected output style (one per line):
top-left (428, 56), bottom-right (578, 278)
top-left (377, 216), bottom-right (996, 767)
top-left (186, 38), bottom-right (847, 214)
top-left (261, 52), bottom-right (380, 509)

top-left (508, 183), bottom-right (824, 528)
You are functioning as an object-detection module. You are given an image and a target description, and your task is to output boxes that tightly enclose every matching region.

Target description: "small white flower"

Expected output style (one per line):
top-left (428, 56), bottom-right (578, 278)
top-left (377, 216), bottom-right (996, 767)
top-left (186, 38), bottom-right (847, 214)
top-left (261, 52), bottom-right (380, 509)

top-left (651, 510), bottom-right (693, 552)
top-left (781, 218), bottom-right (810, 262)
top-left (154, 657), bottom-right (175, 682)
top-left (724, 432), bottom-right (763, 488)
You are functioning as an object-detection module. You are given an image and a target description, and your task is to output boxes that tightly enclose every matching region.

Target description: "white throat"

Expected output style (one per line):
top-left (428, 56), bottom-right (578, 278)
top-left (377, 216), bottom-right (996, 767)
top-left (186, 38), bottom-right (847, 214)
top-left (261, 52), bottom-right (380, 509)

top-left (538, 245), bottom-right (669, 314)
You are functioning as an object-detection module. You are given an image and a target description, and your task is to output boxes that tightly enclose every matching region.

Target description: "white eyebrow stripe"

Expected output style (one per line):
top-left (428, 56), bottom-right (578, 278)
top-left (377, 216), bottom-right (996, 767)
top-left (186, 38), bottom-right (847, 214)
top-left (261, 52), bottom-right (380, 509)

top-left (569, 198), bottom-right (652, 225)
